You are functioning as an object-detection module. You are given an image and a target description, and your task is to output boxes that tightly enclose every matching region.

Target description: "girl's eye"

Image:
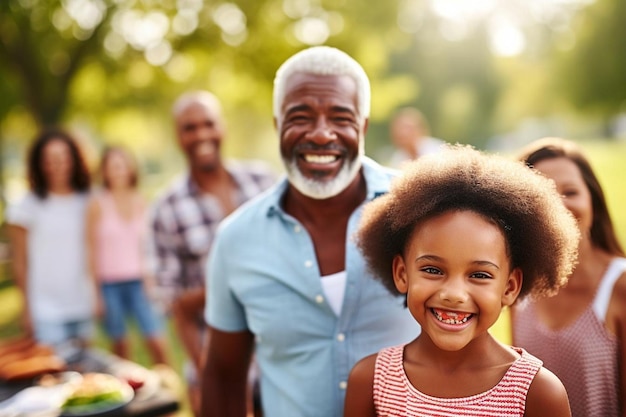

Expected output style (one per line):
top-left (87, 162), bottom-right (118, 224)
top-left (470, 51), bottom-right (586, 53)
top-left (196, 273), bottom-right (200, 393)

top-left (470, 272), bottom-right (492, 279)
top-left (421, 267), bottom-right (442, 275)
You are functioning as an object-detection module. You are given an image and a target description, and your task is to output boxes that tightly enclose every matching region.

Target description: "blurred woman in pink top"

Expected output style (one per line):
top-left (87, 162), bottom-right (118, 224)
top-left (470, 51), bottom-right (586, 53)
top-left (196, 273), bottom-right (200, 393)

top-left (86, 146), bottom-right (169, 364)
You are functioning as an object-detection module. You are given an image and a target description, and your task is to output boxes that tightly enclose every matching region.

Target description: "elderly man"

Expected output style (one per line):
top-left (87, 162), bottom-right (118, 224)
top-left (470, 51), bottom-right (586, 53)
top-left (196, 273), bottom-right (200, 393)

top-left (151, 90), bottom-right (275, 415)
top-left (202, 47), bottom-right (420, 417)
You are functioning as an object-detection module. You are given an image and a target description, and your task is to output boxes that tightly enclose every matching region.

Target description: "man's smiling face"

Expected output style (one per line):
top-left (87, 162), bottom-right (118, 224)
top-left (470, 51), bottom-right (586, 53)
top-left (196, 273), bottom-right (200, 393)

top-left (278, 72), bottom-right (366, 200)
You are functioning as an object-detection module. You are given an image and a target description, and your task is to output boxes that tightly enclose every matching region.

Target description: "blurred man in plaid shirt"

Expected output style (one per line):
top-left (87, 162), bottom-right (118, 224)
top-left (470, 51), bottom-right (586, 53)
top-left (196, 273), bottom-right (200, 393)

top-left (150, 90), bottom-right (276, 415)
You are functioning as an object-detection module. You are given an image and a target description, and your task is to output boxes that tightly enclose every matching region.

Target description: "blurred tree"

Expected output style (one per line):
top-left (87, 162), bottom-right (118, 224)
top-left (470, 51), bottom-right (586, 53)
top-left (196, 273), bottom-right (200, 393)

top-left (0, 0), bottom-right (416, 202)
top-left (3, 0), bottom-right (612, 207)
top-left (0, 0), bottom-right (112, 125)
top-left (379, 6), bottom-right (501, 149)
top-left (0, 0), bottom-right (413, 131)
top-left (556, 0), bottom-right (626, 121)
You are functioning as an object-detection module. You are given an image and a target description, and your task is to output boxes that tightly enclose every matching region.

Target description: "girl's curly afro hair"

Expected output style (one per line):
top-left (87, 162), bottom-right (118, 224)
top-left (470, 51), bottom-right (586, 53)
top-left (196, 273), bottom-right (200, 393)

top-left (356, 145), bottom-right (580, 302)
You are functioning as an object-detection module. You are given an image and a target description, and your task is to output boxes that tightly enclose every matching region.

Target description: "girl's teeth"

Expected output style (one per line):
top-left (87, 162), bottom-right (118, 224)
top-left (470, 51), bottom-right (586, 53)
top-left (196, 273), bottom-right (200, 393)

top-left (433, 309), bottom-right (472, 324)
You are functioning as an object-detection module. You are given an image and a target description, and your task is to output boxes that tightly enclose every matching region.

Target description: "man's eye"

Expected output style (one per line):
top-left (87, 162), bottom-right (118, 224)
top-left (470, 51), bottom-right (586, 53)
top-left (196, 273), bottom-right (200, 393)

top-left (288, 115), bottom-right (309, 123)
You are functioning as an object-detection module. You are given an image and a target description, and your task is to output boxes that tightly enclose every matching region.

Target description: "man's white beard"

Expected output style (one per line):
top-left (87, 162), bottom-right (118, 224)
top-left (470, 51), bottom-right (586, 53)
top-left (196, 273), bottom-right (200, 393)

top-left (284, 153), bottom-right (363, 200)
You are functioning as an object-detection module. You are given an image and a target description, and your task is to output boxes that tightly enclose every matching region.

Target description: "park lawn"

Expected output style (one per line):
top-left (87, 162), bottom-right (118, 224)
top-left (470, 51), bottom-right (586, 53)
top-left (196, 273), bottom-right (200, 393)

top-left (0, 285), bottom-right (21, 339)
top-left (582, 140), bottom-right (626, 245)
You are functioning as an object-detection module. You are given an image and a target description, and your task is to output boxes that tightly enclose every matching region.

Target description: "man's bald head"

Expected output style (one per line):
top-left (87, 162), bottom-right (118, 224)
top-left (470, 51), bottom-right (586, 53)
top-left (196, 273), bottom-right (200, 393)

top-left (172, 90), bottom-right (226, 173)
top-left (172, 90), bottom-right (222, 119)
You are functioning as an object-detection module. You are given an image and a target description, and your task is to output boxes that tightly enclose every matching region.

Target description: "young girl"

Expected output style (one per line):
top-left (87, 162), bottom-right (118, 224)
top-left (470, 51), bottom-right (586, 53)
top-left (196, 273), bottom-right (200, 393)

top-left (344, 145), bottom-right (580, 417)
top-left (86, 146), bottom-right (169, 364)
top-left (7, 128), bottom-right (93, 348)
top-left (512, 137), bottom-right (626, 417)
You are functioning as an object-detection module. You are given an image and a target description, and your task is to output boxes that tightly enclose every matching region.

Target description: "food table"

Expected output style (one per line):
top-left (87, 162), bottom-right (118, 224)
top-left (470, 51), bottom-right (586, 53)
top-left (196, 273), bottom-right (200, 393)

top-left (0, 346), bottom-right (180, 417)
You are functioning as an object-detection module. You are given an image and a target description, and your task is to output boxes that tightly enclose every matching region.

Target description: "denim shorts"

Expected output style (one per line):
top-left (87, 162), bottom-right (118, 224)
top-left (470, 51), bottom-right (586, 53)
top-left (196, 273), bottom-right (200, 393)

top-left (101, 279), bottom-right (163, 339)
top-left (33, 319), bottom-right (94, 346)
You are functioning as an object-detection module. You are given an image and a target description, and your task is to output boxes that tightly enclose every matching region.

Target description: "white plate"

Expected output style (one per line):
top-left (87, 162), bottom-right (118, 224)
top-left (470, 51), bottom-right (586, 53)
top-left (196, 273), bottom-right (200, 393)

top-left (107, 361), bottom-right (160, 401)
top-left (0, 385), bottom-right (68, 417)
top-left (133, 370), bottom-right (160, 402)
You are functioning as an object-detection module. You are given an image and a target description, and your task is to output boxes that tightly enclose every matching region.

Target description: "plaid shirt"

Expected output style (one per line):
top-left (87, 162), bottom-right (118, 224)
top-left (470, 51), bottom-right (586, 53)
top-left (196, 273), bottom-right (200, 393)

top-left (150, 160), bottom-right (276, 308)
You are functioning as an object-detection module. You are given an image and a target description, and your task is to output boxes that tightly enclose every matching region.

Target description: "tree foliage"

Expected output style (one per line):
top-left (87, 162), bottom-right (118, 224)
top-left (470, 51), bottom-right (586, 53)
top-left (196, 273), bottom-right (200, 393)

top-left (1, 0), bottom-right (624, 203)
top-left (0, 0), bottom-right (111, 125)
top-left (556, 0), bottom-right (626, 116)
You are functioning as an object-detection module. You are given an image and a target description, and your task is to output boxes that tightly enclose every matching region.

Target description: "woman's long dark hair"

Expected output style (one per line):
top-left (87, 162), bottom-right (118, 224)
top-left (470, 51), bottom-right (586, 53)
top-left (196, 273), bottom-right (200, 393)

top-left (27, 127), bottom-right (91, 198)
top-left (518, 137), bottom-right (625, 257)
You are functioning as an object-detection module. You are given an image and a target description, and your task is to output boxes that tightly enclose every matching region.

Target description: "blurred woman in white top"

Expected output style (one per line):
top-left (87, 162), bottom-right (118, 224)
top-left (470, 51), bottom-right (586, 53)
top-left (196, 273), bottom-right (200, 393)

top-left (7, 128), bottom-right (93, 349)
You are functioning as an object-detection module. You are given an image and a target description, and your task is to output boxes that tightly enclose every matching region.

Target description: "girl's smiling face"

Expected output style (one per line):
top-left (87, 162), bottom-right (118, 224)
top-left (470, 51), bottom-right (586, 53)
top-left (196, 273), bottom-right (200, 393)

top-left (393, 210), bottom-right (522, 352)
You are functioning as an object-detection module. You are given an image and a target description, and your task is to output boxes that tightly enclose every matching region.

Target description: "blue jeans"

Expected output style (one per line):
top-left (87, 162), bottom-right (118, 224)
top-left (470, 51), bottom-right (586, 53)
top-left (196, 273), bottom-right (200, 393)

top-left (101, 279), bottom-right (163, 340)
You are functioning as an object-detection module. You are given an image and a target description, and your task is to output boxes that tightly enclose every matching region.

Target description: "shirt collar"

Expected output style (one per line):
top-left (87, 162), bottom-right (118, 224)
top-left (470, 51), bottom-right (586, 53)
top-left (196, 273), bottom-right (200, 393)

top-left (183, 163), bottom-right (245, 198)
top-left (185, 173), bottom-right (202, 197)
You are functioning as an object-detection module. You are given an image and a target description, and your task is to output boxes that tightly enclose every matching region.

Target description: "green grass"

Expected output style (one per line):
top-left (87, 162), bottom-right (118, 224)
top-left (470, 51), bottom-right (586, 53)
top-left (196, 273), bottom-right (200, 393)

top-left (582, 140), bottom-right (626, 246)
top-left (0, 283), bottom-right (22, 339)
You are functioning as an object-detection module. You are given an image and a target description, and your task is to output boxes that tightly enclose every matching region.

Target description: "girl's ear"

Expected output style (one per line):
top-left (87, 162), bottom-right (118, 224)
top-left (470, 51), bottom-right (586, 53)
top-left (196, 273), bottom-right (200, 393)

top-left (502, 267), bottom-right (523, 307)
top-left (392, 254), bottom-right (409, 294)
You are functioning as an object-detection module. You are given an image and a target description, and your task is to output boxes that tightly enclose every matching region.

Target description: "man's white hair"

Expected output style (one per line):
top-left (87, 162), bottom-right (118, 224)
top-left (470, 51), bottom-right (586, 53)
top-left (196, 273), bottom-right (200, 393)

top-left (273, 46), bottom-right (371, 127)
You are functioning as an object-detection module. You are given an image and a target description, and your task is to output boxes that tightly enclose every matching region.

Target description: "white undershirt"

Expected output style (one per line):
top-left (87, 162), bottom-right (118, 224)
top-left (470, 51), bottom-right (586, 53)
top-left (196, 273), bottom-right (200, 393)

top-left (321, 271), bottom-right (347, 316)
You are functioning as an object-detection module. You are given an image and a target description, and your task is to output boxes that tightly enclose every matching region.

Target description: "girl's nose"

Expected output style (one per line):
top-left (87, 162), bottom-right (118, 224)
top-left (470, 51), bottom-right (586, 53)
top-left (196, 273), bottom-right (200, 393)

top-left (438, 280), bottom-right (469, 305)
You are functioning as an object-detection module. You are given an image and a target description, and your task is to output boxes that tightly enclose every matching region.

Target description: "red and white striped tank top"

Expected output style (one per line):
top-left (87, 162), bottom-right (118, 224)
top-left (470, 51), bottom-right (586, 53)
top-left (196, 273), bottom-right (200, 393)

top-left (373, 345), bottom-right (542, 417)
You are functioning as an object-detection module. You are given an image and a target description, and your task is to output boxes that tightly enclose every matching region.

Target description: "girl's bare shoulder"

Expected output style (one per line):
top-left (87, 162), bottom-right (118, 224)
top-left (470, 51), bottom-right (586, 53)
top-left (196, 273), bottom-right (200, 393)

top-left (525, 367), bottom-right (571, 417)
top-left (349, 353), bottom-right (377, 381)
top-left (345, 353), bottom-right (378, 417)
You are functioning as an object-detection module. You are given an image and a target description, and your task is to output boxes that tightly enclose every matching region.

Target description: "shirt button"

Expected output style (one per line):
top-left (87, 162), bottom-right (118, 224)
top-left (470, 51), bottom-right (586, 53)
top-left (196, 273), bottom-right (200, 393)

top-left (336, 333), bottom-right (345, 342)
top-left (339, 381), bottom-right (347, 390)
top-left (294, 225), bottom-right (301, 233)
top-left (304, 260), bottom-right (313, 268)
top-left (315, 294), bottom-right (324, 304)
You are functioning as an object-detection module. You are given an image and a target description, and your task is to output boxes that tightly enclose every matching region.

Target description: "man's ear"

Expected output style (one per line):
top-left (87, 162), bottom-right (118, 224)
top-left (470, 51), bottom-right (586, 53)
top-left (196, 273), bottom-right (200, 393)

top-left (502, 268), bottom-right (523, 307)
top-left (392, 254), bottom-right (409, 294)
top-left (273, 117), bottom-right (278, 130)
top-left (362, 117), bottom-right (369, 135)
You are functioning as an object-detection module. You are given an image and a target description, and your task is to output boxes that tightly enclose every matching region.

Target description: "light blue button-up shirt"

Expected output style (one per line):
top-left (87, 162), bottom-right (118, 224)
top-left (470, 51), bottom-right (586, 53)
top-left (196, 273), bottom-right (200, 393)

top-left (206, 157), bottom-right (420, 417)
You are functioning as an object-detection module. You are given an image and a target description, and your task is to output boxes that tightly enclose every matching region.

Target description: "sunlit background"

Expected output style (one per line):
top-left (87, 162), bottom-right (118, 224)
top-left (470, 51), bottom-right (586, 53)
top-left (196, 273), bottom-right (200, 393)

top-left (1, 0), bottom-right (625, 204)
top-left (1, 2), bottom-right (625, 414)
